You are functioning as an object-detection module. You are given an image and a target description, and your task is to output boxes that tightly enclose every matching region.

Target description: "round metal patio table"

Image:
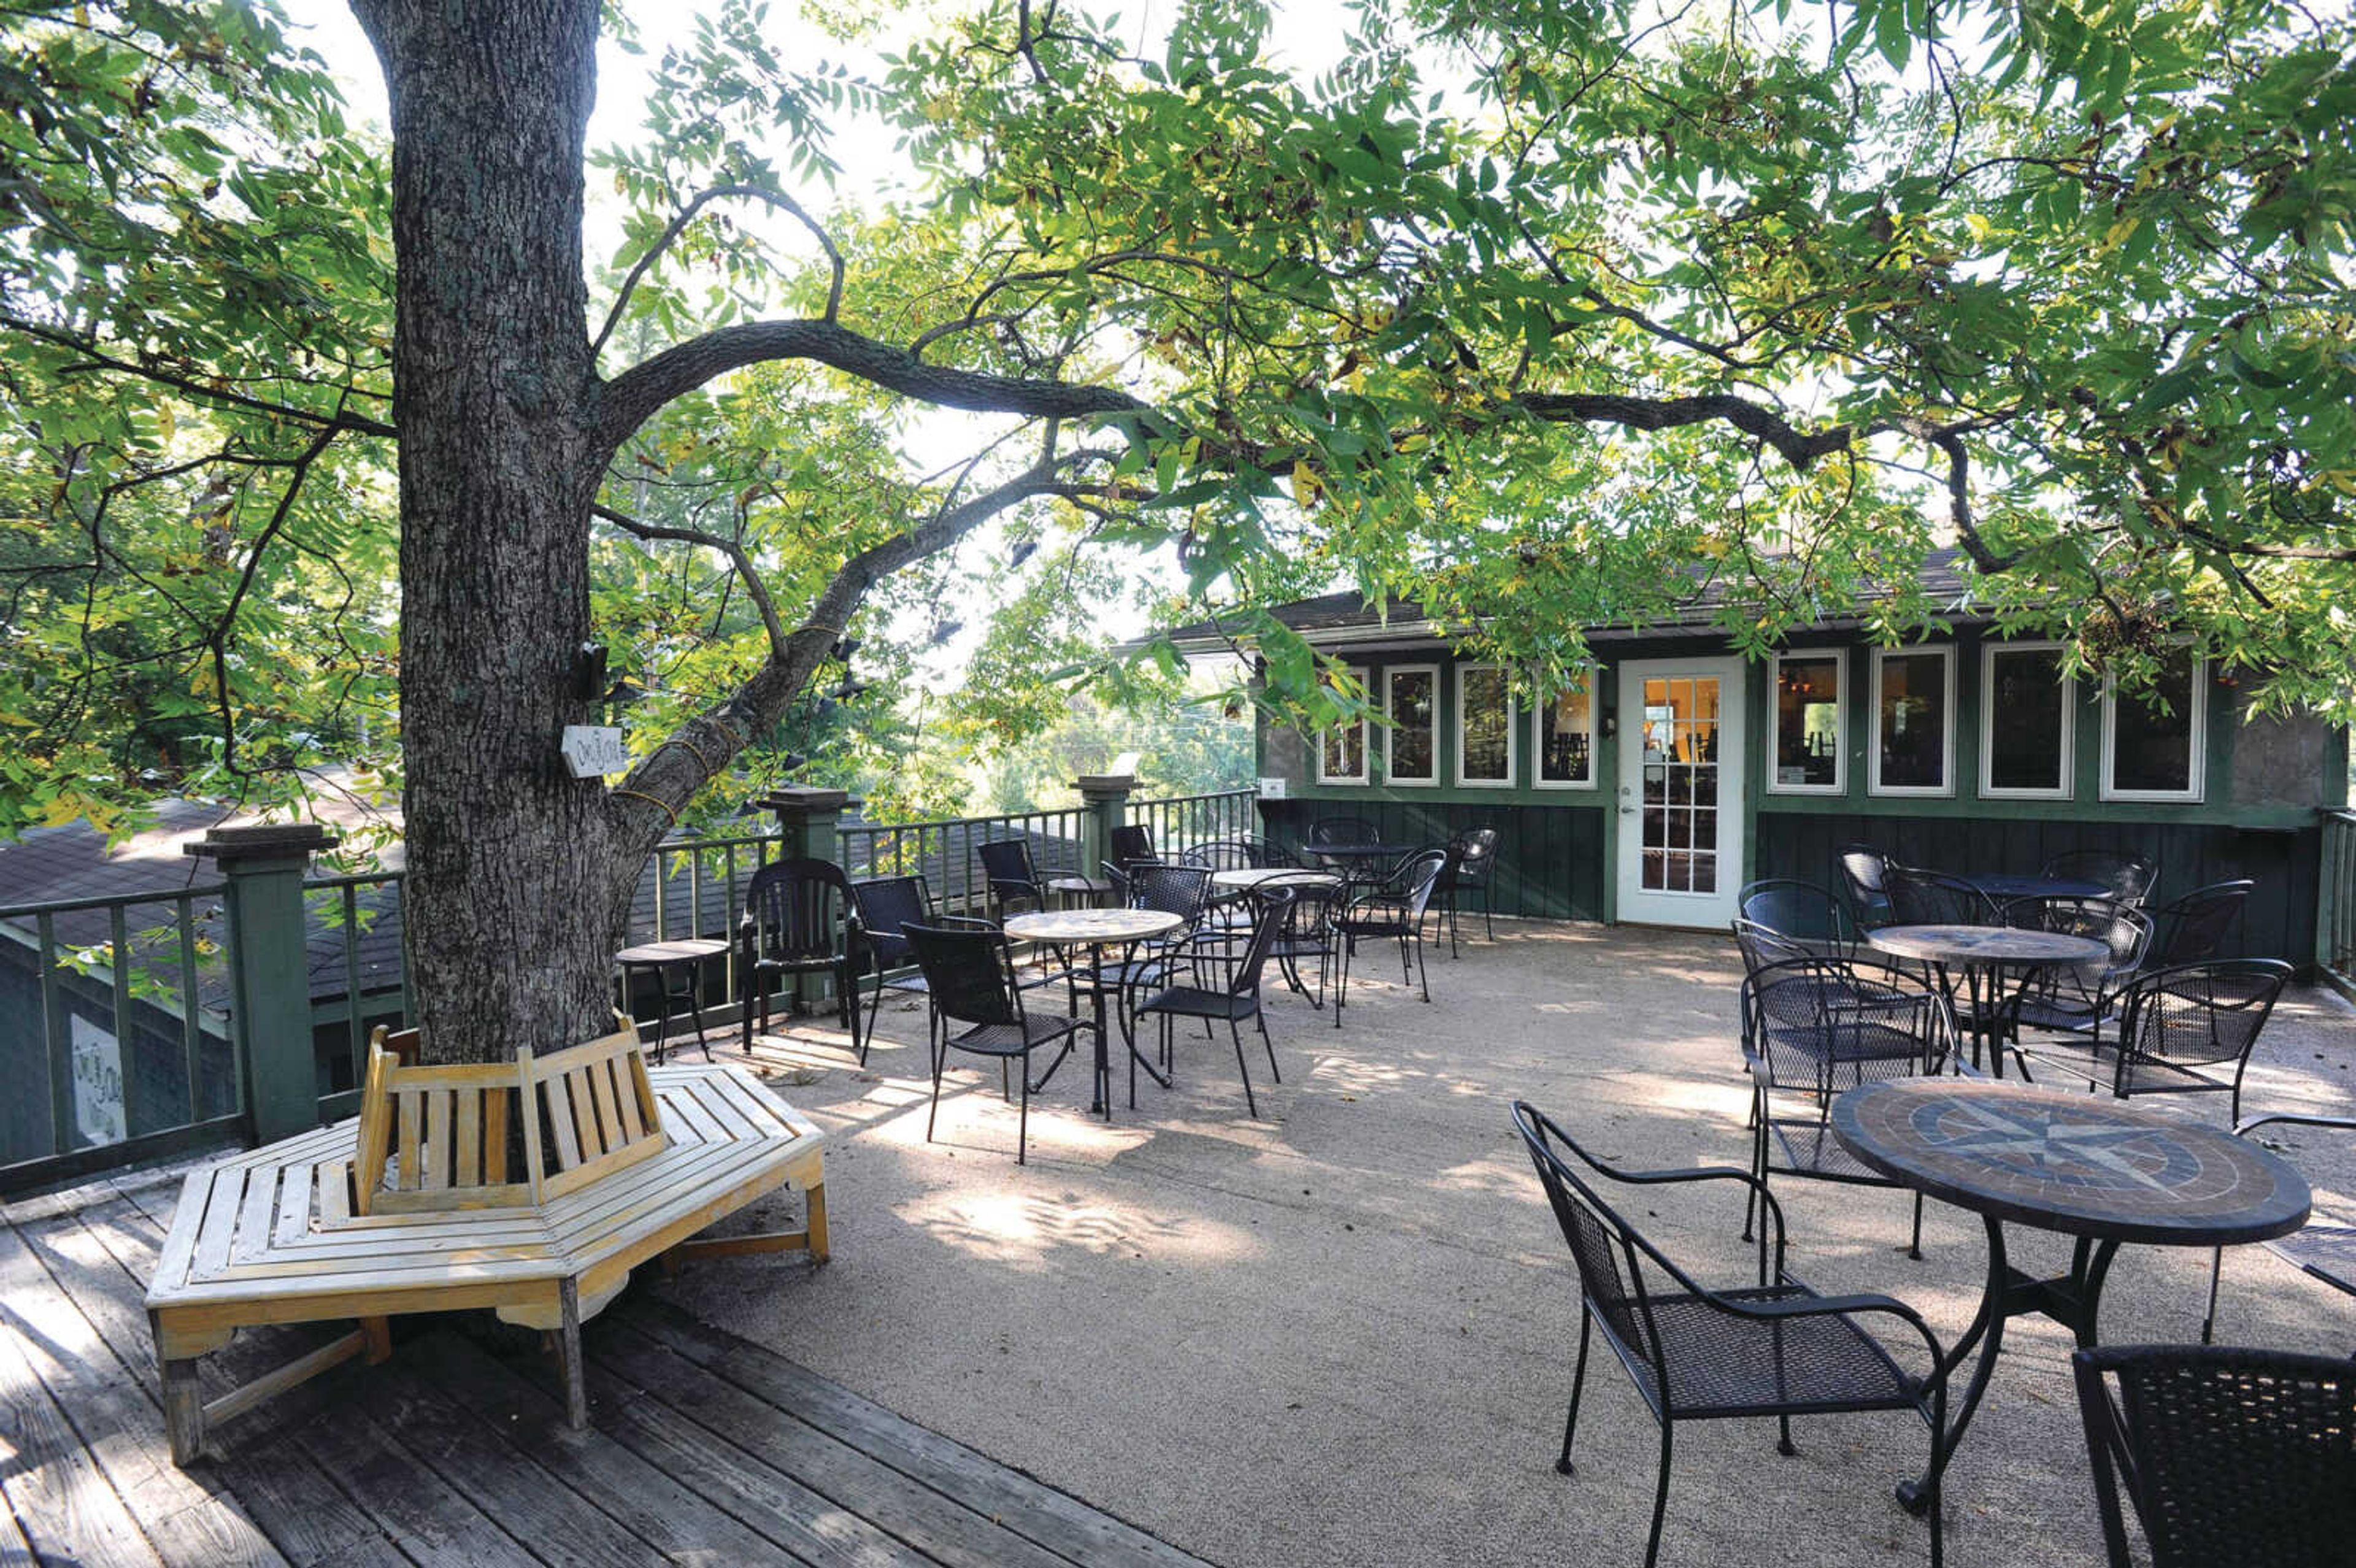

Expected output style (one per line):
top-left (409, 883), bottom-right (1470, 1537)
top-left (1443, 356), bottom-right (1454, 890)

top-left (1047, 874), bottom-right (1115, 908)
top-left (1832, 1077), bottom-right (2309, 1514)
top-left (1955, 871), bottom-right (2109, 901)
top-left (1865, 924), bottom-right (2109, 1076)
top-left (1209, 866), bottom-right (1342, 891)
top-left (1003, 907), bottom-right (1183, 1118)
top-left (612, 937), bottom-right (731, 1063)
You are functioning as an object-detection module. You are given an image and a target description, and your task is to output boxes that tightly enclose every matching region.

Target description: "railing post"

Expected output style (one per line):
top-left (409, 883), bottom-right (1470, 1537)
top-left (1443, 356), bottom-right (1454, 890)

top-left (1074, 773), bottom-right (1136, 881)
top-left (185, 824), bottom-right (340, 1147)
top-left (754, 788), bottom-right (858, 1013)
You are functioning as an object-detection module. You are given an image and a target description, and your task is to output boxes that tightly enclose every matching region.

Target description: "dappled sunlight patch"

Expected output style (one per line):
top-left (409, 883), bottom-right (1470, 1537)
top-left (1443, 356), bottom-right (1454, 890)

top-left (894, 1185), bottom-right (1260, 1269)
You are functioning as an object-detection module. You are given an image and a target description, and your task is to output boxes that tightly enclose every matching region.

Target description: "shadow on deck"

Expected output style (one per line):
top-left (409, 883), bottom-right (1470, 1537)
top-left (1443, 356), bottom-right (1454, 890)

top-left (0, 1164), bottom-right (1214, 1568)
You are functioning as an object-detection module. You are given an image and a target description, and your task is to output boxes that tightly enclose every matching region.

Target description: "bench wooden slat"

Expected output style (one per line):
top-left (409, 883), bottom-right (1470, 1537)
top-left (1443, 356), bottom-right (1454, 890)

top-left (590, 1059), bottom-right (625, 1159)
top-left (483, 1092), bottom-right (509, 1185)
top-left (423, 1090), bottom-right (453, 1191)
top-left (455, 1092), bottom-right (482, 1188)
top-left (395, 1091), bottom-right (421, 1190)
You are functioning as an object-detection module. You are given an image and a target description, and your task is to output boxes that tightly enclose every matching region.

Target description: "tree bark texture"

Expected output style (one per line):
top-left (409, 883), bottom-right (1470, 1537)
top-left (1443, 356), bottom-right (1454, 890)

top-left (356, 0), bottom-right (634, 1063)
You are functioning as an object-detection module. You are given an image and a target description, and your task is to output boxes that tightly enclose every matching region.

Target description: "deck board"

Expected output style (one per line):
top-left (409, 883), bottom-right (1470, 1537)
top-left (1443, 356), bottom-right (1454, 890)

top-left (1, 1170), bottom-right (1220, 1568)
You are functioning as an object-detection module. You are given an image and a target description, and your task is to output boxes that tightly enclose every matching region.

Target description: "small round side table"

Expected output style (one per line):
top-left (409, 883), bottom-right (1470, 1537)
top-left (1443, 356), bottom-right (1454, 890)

top-left (613, 937), bottom-right (731, 1063)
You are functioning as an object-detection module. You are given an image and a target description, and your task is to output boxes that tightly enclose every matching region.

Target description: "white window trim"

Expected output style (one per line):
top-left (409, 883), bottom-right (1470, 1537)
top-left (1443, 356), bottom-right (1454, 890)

top-left (1384, 663), bottom-right (1441, 788)
top-left (1315, 664), bottom-right (1369, 786)
top-left (1454, 663), bottom-right (1517, 789)
top-left (1531, 672), bottom-right (1601, 792)
top-left (1868, 644), bottom-right (1958, 798)
top-left (1765, 648), bottom-right (1846, 797)
top-left (1979, 640), bottom-right (2075, 801)
top-left (2100, 648), bottom-right (2207, 803)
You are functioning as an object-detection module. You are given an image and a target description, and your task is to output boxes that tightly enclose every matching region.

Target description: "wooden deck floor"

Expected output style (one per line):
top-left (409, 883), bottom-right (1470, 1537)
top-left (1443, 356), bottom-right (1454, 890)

top-left (0, 1163), bottom-right (1217, 1568)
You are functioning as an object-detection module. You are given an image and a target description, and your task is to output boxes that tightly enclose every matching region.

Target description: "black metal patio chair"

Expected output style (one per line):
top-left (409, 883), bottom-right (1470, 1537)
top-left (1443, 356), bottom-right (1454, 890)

top-left (1108, 823), bottom-right (1158, 867)
top-left (904, 921), bottom-right (1095, 1166)
top-left (976, 837), bottom-right (1049, 921)
top-left (1835, 843), bottom-right (1898, 931)
top-left (1263, 870), bottom-right (1343, 1008)
top-left (2042, 849), bottom-right (2161, 907)
top-left (2001, 895), bottom-right (2153, 1067)
top-left (1884, 864), bottom-right (2006, 927)
top-left (1308, 815), bottom-right (1379, 847)
top-left (1131, 887), bottom-right (1292, 1116)
top-left (2147, 879), bottom-right (2253, 967)
top-left (1332, 847), bottom-right (1447, 1026)
top-left (1512, 1101), bottom-right (1948, 1568)
top-left (2073, 1344), bottom-right (2356, 1568)
top-left (2201, 1111), bottom-right (2356, 1343)
top-left (2093, 958), bottom-right (2292, 1122)
top-left (739, 857), bottom-right (864, 1061)
top-left (1436, 826), bottom-right (1500, 956)
top-left (1094, 863), bottom-right (1217, 1056)
top-left (849, 874), bottom-right (939, 1053)
top-left (1737, 878), bottom-right (1857, 958)
top-left (1739, 956), bottom-right (1960, 1258)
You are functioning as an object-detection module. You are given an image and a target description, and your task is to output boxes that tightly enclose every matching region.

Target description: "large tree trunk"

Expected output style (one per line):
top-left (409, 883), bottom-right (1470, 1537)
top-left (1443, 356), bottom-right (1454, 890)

top-left (358, 0), bottom-right (631, 1063)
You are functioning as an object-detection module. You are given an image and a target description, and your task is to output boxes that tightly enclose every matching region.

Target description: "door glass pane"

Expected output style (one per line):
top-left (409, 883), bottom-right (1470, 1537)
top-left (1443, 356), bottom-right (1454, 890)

top-left (1987, 647), bottom-right (2068, 793)
top-left (1636, 675), bottom-right (1723, 898)
top-left (1539, 683), bottom-right (1593, 783)
top-left (1876, 653), bottom-right (1949, 790)
top-left (1774, 655), bottom-right (1842, 788)
top-left (2110, 651), bottom-right (2197, 794)
top-left (1460, 667), bottom-right (1510, 782)
top-left (1389, 669), bottom-right (1436, 781)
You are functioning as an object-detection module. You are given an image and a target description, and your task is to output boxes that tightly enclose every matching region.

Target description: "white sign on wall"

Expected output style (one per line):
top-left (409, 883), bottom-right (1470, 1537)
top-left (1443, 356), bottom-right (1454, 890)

top-left (560, 725), bottom-right (631, 778)
top-left (71, 1015), bottom-right (126, 1147)
top-left (1257, 776), bottom-right (1288, 799)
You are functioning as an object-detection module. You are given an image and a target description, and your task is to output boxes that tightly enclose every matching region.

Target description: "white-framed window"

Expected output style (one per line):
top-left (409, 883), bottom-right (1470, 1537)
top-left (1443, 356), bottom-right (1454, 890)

top-left (1533, 671), bottom-right (1600, 790)
top-left (2101, 647), bottom-right (2206, 802)
top-left (1315, 663), bottom-right (1369, 785)
top-left (1455, 664), bottom-right (1516, 788)
top-left (1385, 664), bottom-right (1440, 786)
top-left (1869, 645), bottom-right (1956, 797)
top-left (1767, 649), bottom-right (1844, 795)
top-left (1981, 640), bottom-right (2074, 800)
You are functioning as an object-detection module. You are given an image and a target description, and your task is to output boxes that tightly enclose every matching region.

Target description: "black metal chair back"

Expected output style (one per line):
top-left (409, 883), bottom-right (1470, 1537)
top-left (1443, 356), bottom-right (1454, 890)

top-left (903, 923), bottom-right (1024, 1030)
top-left (2042, 850), bottom-right (2161, 907)
top-left (1884, 865), bottom-right (2004, 926)
top-left (1737, 878), bottom-right (1853, 954)
top-left (849, 874), bottom-right (934, 970)
top-left (1225, 888), bottom-right (1293, 999)
top-left (1729, 917), bottom-right (1817, 976)
top-left (1835, 844), bottom-right (1896, 929)
top-left (1393, 847), bottom-right (1449, 920)
top-left (1186, 838), bottom-right (1259, 871)
top-left (976, 837), bottom-right (1044, 918)
top-left (1447, 827), bottom-right (1499, 885)
top-left (2149, 880), bottom-right (2252, 966)
top-left (1741, 958), bottom-right (1955, 1087)
top-left (2111, 959), bottom-right (2292, 1118)
top-left (1309, 816), bottom-right (1378, 845)
top-left (2074, 1344), bottom-right (2356, 1568)
top-left (1514, 1103), bottom-right (1684, 1392)
top-left (1109, 823), bottom-right (1157, 866)
top-left (2004, 894), bottom-right (2152, 983)
top-left (1127, 863), bottom-right (1213, 924)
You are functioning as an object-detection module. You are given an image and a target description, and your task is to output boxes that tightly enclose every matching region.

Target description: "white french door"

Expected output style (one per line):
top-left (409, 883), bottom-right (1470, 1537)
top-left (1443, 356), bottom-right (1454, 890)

top-left (1615, 658), bottom-right (1746, 928)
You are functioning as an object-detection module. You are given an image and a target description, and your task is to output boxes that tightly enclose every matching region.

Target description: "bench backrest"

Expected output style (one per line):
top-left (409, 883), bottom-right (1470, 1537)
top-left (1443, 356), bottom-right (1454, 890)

top-left (353, 1019), bottom-right (668, 1213)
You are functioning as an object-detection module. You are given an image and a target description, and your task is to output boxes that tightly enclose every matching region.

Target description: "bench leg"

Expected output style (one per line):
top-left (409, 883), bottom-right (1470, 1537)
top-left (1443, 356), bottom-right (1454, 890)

top-left (557, 1278), bottom-right (588, 1431)
top-left (806, 1180), bottom-right (830, 1264)
top-left (163, 1356), bottom-right (206, 1465)
top-left (360, 1315), bottom-right (393, 1364)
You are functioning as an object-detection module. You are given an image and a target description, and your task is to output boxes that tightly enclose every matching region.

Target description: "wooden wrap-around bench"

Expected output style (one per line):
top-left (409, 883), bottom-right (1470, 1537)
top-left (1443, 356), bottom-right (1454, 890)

top-left (145, 1027), bottom-right (829, 1464)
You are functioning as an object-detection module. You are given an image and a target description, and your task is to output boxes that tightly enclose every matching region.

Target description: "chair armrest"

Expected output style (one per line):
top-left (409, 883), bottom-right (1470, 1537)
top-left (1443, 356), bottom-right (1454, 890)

top-left (1722, 1288), bottom-right (1948, 1369)
top-left (2236, 1112), bottom-right (2356, 1137)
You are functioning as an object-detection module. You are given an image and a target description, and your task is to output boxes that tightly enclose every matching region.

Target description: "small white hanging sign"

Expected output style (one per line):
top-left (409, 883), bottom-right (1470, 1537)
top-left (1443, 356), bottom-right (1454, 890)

top-left (561, 725), bottom-right (631, 779)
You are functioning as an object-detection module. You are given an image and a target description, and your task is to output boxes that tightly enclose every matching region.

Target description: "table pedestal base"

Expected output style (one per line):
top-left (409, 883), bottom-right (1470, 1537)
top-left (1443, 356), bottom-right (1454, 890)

top-left (1896, 1217), bottom-right (2119, 1515)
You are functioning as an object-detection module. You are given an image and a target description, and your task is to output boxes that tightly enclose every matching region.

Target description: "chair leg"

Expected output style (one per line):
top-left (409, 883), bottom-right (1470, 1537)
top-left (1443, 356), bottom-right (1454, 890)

top-left (1335, 936), bottom-right (1353, 1028)
top-left (1777, 1412), bottom-right (1795, 1456)
top-left (1414, 930), bottom-right (1431, 1003)
top-left (1258, 1010), bottom-right (1280, 1083)
top-left (1557, 1309), bottom-right (1592, 1475)
top-left (1016, 1051), bottom-right (1030, 1166)
top-left (1448, 892), bottom-right (1461, 959)
top-left (2201, 1243), bottom-right (2224, 1344)
top-left (926, 1031), bottom-right (947, 1143)
top-left (1396, 931), bottom-right (1412, 985)
top-left (1228, 1018), bottom-right (1258, 1118)
top-left (845, 966), bottom-right (867, 1066)
top-left (1643, 1420), bottom-right (1675, 1568)
top-left (1482, 886), bottom-right (1494, 940)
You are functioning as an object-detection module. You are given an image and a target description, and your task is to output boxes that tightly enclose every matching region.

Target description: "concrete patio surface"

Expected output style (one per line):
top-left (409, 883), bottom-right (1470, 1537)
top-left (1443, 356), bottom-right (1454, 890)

top-left (675, 922), bottom-right (2356, 1568)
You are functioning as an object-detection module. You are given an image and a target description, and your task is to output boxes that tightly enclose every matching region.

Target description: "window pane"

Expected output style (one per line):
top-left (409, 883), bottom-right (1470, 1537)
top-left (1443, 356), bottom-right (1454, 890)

top-left (1877, 653), bottom-right (1947, 790)
top-left (1774, 656), bottom-right (1841, 788)
top-left (1390, 670), bottom-right (1435, 780)
top-left (2112, 652), bottom-right (2196, 794)
top-left (1323, 720), bottom-right (1363, 779)
top-left (1539, 685), bottom-right (1593, 783)
top-left (1988, 648), bottom-right (2067, 793)
top-left (1460, 667), bottom-right (1509, 782)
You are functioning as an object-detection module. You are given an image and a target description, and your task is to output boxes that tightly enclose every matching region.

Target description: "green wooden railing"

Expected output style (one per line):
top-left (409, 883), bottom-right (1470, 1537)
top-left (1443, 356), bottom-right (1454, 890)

top-left (2322, 810), bottom-right (2356, 997)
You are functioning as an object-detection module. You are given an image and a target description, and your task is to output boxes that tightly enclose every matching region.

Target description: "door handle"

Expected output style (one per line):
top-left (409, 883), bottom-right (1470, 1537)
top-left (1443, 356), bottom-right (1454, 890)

top-left (1619, 806), bottom-right (1636, 815)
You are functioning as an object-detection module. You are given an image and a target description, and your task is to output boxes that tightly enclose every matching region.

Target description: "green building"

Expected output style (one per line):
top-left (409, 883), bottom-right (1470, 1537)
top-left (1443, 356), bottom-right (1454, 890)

top-left (1166, 550), bottom-right (2347, 969)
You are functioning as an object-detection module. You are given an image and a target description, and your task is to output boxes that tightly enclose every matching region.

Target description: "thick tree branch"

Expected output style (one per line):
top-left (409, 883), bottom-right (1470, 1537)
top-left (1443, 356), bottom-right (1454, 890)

top-left (1517, 390), bottom-right (1853, 470)
top-left (596, 318), bottom-right (1160, 457)
top-left (590, 501), bottom-right (790, 658)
